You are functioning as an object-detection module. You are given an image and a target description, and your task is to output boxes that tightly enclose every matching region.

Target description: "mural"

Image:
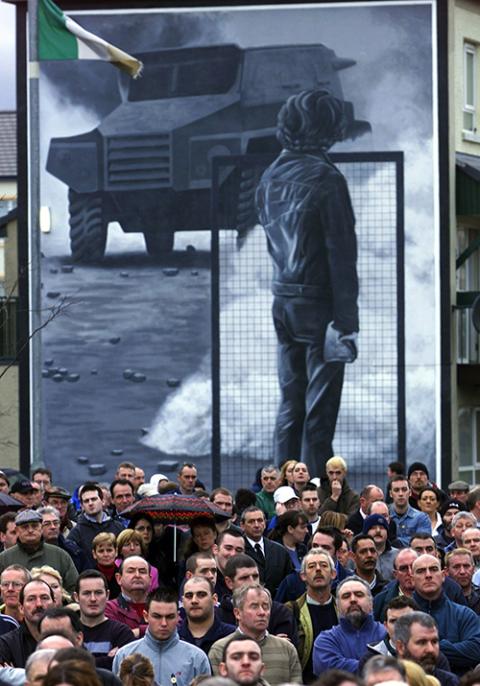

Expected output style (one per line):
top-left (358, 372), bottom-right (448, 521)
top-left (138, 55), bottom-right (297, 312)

top-left (37, 1), bottom-right (438, 490)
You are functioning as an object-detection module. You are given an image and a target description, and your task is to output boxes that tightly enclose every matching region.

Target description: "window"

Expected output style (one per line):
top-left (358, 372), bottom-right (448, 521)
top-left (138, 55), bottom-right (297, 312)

top-left (458, 407), bottom-right (480, 484)
top-left (464, 43), bottom-right (477, 132)
top-left (457, 227), bottom-right (480, 363)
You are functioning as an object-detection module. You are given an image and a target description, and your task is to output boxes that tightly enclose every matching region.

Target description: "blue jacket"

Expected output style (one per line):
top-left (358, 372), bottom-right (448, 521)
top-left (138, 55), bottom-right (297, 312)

top-left (275, 563), bottom-right (353, 603)
top-left (178, 614), bottom-right (236, 654)
top-left (373, 577), bottom-right (466, 621)
top-left (112, 629), bottom-right (211, 686)
top-left (389, 505), bottom-right (431, 546)
top-left (313, 614), bottom-right (386, 675)
top-left (413, 591), bottom-right (480, 673)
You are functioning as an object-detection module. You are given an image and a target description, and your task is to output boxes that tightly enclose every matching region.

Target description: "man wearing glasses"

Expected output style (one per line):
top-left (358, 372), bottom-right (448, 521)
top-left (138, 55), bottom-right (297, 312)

top-left (0, 510), bottom-right (78, 593)
top-left (37, 506), bottom-right (85, 573)
top-left (0, 565), bottom-right (30, 624)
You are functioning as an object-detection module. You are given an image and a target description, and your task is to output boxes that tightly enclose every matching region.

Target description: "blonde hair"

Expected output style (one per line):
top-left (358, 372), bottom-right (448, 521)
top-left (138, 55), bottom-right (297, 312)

top-left (116, 529), bottom-right (147, 558)
top-left (31, 565), bottom-right (71, 605)
top-left (401, 660), bottom-right (439, 686)
top-left (320, 510), bottom-right (347, 530)
top-left (280, 460), bottom-right (298, 486)
top-left (326, 456), bottom-right (347, 472)
top-left (92, 532), bottom-right (117, 550)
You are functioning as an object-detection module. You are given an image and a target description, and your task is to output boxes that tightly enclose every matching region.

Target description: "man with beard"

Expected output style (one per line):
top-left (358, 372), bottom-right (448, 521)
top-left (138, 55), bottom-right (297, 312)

top-left (0, 579), bottom-right (54, 666)
top-left (312, 577), bottom-right (386, 675)
top-left (393, 612), bottom-right (458, 686)
top-left (411, 553), bottom-right (480, 674)
top-left (0, 510), bottom-right (78, 593)
top-left (179, 576), bottom-right (235, 654)
top-left (74, 570), bottom-right (134, 669)
top-left (209, 584), bottom-right (302, 685)
top-left (286, 548), bottom-right (338, 683)
top-left (219, 635), bottom-right (267, 686)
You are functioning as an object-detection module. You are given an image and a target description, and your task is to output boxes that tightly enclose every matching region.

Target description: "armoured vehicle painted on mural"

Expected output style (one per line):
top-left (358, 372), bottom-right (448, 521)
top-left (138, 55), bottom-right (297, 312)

top-left (46, 43), bottom-right (371, 261)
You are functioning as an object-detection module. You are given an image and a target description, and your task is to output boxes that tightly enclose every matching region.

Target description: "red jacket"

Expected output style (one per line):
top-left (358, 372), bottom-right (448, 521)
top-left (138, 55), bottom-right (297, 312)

top-left (105, 595), bottom-right (147, 636)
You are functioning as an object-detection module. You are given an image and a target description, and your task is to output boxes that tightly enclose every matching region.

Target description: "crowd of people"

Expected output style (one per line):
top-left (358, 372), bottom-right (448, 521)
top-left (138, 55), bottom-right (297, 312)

top-left (0, 458), bottom-right (478, 686)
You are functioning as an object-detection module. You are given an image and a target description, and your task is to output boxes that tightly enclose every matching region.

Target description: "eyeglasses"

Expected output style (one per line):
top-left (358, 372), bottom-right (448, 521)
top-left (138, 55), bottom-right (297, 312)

top-left (42, 520), bottom-right (60, 527)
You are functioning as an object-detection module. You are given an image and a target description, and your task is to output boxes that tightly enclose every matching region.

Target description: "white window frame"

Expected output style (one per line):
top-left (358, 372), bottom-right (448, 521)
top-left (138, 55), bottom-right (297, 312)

top-left (464, 43), bottom-right (477, 133)
top-left (458, 407), bottom-right (480, 485)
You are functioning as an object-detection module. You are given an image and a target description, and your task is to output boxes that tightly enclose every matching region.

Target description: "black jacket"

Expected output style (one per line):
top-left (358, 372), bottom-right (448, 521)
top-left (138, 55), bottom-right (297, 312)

top-left (67, 513), bottom-right (125, 567)
top-left (243, 537), bottom-right (294, 596)
top-left (0, 623), bottom-right (37, 667)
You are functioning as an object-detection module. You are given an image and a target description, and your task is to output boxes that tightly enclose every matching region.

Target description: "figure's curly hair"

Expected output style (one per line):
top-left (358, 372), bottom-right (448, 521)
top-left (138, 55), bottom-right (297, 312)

top-left (277, 89), bottom-right (347, 152)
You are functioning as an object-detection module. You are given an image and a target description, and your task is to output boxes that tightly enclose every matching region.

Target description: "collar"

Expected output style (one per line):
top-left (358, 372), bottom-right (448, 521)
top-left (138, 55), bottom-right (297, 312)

top-left (306, 593), bottom-right (333, 607)
top-left (237, 626), bottom-right (268, 642)
top-left (412, 590), bottom-right (446, 610)
top-left (144, 628), bottom-right (179, 650)
top-left (17, 540), bottom-right (44, 555)
top-left (83, 511), bottom-right (109, 524)
top-left (247, 537), bottom-right (264, 552)
top-left (339, 614), bottom-right (376, 633)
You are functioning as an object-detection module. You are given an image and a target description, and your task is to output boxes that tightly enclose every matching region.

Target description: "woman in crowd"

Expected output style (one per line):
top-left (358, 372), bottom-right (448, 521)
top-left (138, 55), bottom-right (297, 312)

top-left (268, 510), bottom-right (309, 571)
top-left (417, 486), bottom-right (442, 535)
top-left (31, 565), bottom-right (75, 609)
top-left (43, 659), bottom-right (101, 686)
top-left (280, 460), bottom-right (298, 487)
top-left (119, 653), bottom-right (155, 686)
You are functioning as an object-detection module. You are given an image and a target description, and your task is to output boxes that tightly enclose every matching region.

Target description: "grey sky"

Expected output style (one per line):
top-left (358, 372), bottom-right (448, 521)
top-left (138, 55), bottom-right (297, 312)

top-left (0, 2), bottom-right (15, 110)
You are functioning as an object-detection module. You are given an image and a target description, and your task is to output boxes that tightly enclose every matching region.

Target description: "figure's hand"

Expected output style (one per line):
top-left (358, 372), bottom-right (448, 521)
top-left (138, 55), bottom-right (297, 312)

top-left (275, 633), bottom-right (291, 642)
top-left (108, 647), bottom-right (119, 657)
top-left (331, 480), bottom-right (342, 501)
top-left (131, 628), bottom-right (141, 638)
top-left (342, 528), bottom-right (354, 541)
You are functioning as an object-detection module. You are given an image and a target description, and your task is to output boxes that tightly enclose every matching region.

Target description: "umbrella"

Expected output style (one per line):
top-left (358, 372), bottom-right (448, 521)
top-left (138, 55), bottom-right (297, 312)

top-left (122, 493), bottom-right (231, 561)
top-left (0, 493), bottom-right (23, 515)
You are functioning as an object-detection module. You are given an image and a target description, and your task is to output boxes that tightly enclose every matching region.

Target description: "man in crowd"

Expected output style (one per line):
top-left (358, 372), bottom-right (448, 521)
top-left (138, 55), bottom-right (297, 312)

top-left (461, 527), bottom-right (480, 569)
top-left (407, 462), bottom-right (446, 509)
top-left (9, 481), bottom-right (38, 510)
top-left (105, 555), bottom-right (151, 636)
top-left (209, 583), bottom-right (302, 685)
top-left (179, 576), bottom-right (235, 653)
top-left (466, 487), bottom-right (480, 524)
top-left (300, 483), bottom-right (321, 536)
top-left (411, 553), bottom-right (480, 673)
top-left (185, 552), bottom-right (218, 590)
top-left (362, 515), bottom-right (398, 581)
top-left (213, 530), bottom-right (245, 599)
top-left (176, 463), bottom-right (198, 495)
top-left (25, 648), bottom-right (56, 686)
top-left (210, 488), bottom-right (237, 534)
top-left (445, 548), bottom-right (480, 614)
top-left (74, 570), bottom-right (135, 668)
top-left (115, 462), bottom-right (136, 485)
top-left (219, 554), bottom-right (297, 639)
top-left (286, 547), bottom-right (338, 683)
top-left (109, 479), bottom-right (135, 525)
top-left (0, 510), bottom-right (78, 593)
top-left (31, 469), bottom-right (52, 493)
top-left (347, 485), bottom-right (385, 536)
top-left (43, 487), bottom-right (76, 536)
top-left (113, 588), bottom-right (211, 686)
top-left (361, 655), bottom-right (407, 686)
top-left (389, 476), bottom-right (431, 546)
top-left (241, 506), bottom-right (293, 595)
top-left (448, 481), bottom-right (470, 505)
top-left (318, 457), bottom-right (360, 517)
top-left (67, 482), bottom-right (124, 567)
top-left (0, 564), bottom-right (30, 624)
top-left (133, 467), bottom-right (145, 492)
top-left (363, 596), bottom-right (419, 663)
top-left (435, 500), bottom-right (466, 551)
top-left (37, 505), bottom-right (84, 572)
top-left (255, 466), bottom-right (280, 520)
top-left (218, 635), bottom-right (267, 686)
top-left (393, 611), bottom-right (459, 686)
top-left (445, 512), bottom-right (478, 553)
top-left (350, 535), bottom-right (387, 597)
top-left (39, 607), bottom-right (84, 647)
top-left (0, 579), bottom-right (54, 666)
top-left (313, 577), bottom-right (386, 675)
top-left (0, 513), bottom-right (17, 553)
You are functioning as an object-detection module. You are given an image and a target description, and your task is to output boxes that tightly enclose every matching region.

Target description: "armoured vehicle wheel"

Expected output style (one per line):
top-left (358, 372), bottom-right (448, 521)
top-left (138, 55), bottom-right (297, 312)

top-left (143, 231), bottom-right (174, 256)
top-left (69, 190), bottom-right (107, 262)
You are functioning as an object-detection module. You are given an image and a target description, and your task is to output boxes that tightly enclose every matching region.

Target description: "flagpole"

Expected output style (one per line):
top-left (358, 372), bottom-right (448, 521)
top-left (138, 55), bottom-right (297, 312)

top-left (27, 0), bottom-right (43, 471)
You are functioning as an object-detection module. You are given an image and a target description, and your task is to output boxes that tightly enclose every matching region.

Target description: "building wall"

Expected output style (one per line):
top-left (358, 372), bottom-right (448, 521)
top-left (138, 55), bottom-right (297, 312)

top-left (454, 0), bottom-right (480, 153)
top-left (0, 365), bottom-right (19, 469)
top-left (3, 218), bottom-right (18, 297)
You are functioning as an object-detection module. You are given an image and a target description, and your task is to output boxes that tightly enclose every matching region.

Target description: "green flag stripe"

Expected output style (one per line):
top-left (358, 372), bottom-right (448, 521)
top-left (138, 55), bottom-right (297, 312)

top-left (38, 0), bottom-right (78, 60)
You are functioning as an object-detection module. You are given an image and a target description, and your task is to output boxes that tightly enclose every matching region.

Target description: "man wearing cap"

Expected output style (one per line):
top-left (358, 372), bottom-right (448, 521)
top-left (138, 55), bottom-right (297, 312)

top-left (435, 500), bottom-right (466, 551)
top-left (448, 481), bottom-right (470, 505)
top-left (241, 506), bottom-right (294, 596)
top-left (0, 511), bottom-right (78, 593)
top-left (466, 487), bottom-right (480, 525)
top-left (44, 487), bottom-right (76, 535)
top-left (9, 481), bottom-right (38, 510)
top-left (407, 463), bottom-right (446, 510)
top-left (255, 466), bottom-right (280, 521)
top-left (363, 515), bottom-right (399, 581)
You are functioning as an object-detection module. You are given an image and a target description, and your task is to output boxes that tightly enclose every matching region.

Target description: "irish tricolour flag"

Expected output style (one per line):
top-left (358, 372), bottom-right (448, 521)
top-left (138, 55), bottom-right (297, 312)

top-left (38, 0), bottom-right (143, 78)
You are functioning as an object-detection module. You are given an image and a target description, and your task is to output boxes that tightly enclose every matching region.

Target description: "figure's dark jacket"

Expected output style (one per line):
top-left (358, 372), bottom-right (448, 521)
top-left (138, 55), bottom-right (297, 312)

top-left (178, 613), bottom-right (236, 654)
top-left (255, 148), bottom-right (359, 334)
top-left (243, 537), bottom-right (294, 596)
top-left (373, 577), bottom-right (467, 622)
top-left (318, 478), bottom-right (360, 516)
top-left (67, 513), bottom-right (125, 567)
top-left (0, 623), bottom-right (36, 667)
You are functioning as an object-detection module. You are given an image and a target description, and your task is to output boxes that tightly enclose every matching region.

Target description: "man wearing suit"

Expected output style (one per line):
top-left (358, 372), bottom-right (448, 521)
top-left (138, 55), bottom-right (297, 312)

top-left (240, 506), bottom-right (294, 596)
top-left (346, 485), bottom-right (385, 535)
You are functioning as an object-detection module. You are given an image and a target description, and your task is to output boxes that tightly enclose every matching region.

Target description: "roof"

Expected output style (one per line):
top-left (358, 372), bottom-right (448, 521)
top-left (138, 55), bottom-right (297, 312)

top-left (0, 112), bottom-right (17, 178)
top-left (0, 207), bottom-right (17, 238)
top-left (456, 151), bottom-right (480, 182)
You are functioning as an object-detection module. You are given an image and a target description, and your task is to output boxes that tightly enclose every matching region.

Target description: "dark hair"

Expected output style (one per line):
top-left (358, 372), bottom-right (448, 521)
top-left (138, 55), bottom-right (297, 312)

top-left (116, 461), bottom-right (136, 472)
top-left (277, 89), bottom-right (346, 151)
top-left (54, 647), bottom-right (95, 667)
top-left (311, 669), bottom-right (363, 686)
top-left (224, 554), bottom-right (258, 580)
top-left (408, 532), bottom-right (437, 546)
top-left (234, 489), bottom-right (257, 514)
top-left (466, 487), bottom-right (480, 511)
top-left (145, 587), bottom-right (178, 611)
top-left (393, 611), bottom-right (438, 644)
top-left (386, 596), bottom-right (419, 613)
top-left (311, 526), bottom-right (343, 553)
top-left (351, 534), bottom-right (376, 554)
top-left (43, 659), bottom-right (101, 686)
top-left (40, 607), bottom-right (83, 633)
top-left (389, 474), bottom-right (408, 488)
top-left (269, 510), bottom-right (308, 542)
top-left (221, 634), bottom-right (261, 663)
top-left (185, 552), bottom-right (216, 574)
top-left (110, 478), bottom-right (134, 497)
top-left (119, 652), bottom-right (155, 686)
top-left (240, 506), bottom-right (266, 524)
top-left (300, 482), bottom-right (319, 495)
top-left (32, 467), bottom-right (53, 480)
top-left (191, 517), bottom-right (216, 534)
top-left (459, 672), bottom-right (480, 686)
top-left (217, 528), bottom-right (244, 546)
top-left (0, 511), bottom-right (16, 533)
top-left (418, 486), bottom-right (439, 501)
top-left (20, 578), bottom-right (54, 604)
top-left (179, 462), bottom-right (197, 475)
top-left (210, 487), bottom-right (232, 502)
top-left (388, 461), bottom-right (404, 475)
top-left (75, 569), bottom-right (109, 594)
top-left (79, 482), bottom-right (103, 502)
